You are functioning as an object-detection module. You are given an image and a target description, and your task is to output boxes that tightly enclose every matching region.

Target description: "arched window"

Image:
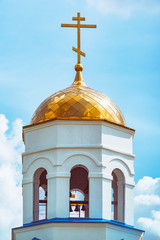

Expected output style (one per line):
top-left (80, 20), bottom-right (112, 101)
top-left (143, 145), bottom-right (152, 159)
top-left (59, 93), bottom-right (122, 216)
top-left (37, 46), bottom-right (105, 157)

top-left (33, 168), bottom-right (47, 221)
top-left (70, 166), bottom-right (89, 218)
top-left (111, 168), bottom-right (125, 222)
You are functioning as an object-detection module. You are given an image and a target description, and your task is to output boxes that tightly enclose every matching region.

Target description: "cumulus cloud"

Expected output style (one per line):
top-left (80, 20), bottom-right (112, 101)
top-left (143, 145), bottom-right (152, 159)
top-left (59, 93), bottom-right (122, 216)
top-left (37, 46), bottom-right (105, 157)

top-left (0, 114), bottom-right (24, 240)
top-left (87, 0), bottom-right (160, 18)
top-left (135, 177), bottom-right (160, 240)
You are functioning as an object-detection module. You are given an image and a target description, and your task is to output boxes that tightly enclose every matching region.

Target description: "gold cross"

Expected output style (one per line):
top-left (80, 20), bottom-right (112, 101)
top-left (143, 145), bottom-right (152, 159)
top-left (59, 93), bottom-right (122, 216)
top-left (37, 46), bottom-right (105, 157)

top-left (61, 12), bottom-right (96, 64)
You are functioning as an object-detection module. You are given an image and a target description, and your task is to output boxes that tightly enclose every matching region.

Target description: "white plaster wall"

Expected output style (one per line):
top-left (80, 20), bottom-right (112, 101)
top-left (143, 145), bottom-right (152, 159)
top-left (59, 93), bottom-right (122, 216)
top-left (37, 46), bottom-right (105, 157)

top-left (22, 120), bottom-right (135, 225)
top-left (24, 121), bottom-right (102, 153)
top-left (105, 224), bottom-right (144, 240)
top-left (102, 124), bottom-right (133, 155)
top-left (56, 123), bottom-right (101, 145)
top-left (23, 120), bottom-right (134, 157)
top-left (12, 222), bottom-right (144, 240)
top-left (24, 124), bottom-right (57, 152)
top-left (89, 177), bottom-right (112, 219)
top-left (125, 184), bottom-right (135, 225)
top-left (23, 182), bottom-right (33, 224)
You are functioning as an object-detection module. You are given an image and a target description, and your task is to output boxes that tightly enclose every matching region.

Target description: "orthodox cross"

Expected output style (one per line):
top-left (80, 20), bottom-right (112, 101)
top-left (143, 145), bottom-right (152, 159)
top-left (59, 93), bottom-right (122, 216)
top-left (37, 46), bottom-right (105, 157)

top-left (61, 12), bottom-right (96, 64)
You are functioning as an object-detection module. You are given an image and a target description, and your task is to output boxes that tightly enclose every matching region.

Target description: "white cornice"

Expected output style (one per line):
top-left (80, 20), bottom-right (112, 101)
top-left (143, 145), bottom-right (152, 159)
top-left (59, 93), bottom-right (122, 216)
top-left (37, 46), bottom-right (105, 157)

top-left (22, 144), bottom-right (135, 159)
top-left (23, 119), bottom-right (135, 136)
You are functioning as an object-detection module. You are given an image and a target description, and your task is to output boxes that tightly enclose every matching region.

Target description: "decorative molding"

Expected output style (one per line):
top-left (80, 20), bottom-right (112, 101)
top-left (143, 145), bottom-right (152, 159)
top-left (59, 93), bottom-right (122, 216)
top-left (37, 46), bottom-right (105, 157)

top-left (109, 158), bottom-right (135, 176)
top-left (47, 172), bottom-right (70, 179)
top-left (88, 172), bottom-right (113, 180)
top-left (23, 119), bottom-right (135, 135)
top-left (22, 144), bottom-right (135, 159)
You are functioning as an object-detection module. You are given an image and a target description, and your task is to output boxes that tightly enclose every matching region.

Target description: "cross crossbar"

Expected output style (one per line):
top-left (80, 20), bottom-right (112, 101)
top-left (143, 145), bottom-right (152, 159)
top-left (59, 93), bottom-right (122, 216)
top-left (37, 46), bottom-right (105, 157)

top-left (61, 24), bottom-right (96, 28)
top-left (61, 12), bottom-right (96, 64)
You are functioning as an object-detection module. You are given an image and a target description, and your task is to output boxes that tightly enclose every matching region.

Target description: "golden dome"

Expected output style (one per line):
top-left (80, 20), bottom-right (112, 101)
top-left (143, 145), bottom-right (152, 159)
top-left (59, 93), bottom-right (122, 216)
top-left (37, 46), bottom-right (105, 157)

top-left (31, 64), bottom-right (125, 126)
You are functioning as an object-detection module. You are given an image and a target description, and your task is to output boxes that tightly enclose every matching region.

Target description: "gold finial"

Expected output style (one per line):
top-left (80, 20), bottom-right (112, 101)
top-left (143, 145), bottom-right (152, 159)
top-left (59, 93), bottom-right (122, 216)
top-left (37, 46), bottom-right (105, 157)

top-left (72, 63), bottom-right (86, 87)
top-left (61, 12), bottom-right (96, 65)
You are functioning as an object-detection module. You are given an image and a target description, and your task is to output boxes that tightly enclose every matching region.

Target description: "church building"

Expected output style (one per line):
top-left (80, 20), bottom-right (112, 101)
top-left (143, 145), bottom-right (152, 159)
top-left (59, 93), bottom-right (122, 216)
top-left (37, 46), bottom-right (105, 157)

top-left (12, 13), bottom-right (144, 240)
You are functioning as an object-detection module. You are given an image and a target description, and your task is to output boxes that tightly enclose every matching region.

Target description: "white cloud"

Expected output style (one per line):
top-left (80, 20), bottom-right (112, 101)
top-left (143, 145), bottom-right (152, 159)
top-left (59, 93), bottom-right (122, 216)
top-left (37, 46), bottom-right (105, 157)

top-left (135, 177), bottom-right (160, 240)
top-left (135, 176), bottom-right (160, 196)
top-left (87, 0), bottom-right (160, 18)
top-left (138, 212), bottom-right (160, 238)
top-left (0, 114), bottom-right (24, 240)
top-left (135, 194), bottom-right (160, 206)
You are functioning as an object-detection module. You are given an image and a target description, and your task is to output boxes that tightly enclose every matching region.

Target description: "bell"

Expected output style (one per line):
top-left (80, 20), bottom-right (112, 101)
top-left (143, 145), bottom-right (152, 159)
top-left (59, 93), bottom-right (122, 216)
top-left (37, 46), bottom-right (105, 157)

top-left (75, 204), bottom-right (80, 212)
top-left (81, 204), bottom-right (86, 211)
top-left (70, 205), bottom-right (73, 212)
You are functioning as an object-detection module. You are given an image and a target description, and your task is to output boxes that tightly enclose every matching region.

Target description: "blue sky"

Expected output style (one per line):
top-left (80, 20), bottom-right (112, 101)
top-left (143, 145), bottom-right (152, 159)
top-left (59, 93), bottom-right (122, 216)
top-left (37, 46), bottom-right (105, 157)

top-left (1, 0), bottom-right (160, 181)
top-left (0, 1), bottom-right (160, 239)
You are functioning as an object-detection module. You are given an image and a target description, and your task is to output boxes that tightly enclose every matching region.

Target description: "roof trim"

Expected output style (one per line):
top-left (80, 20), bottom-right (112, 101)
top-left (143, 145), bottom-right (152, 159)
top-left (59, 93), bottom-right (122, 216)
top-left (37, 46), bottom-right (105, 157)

top-left (23, 117), bottom-right (135, 132)
top-left (12, 218), bottom-right (143, 233)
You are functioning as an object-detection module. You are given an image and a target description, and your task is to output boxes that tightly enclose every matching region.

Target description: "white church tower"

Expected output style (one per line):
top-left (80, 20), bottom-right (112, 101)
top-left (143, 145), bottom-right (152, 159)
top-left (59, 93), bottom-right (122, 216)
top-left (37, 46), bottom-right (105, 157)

top-left (12, 13), bottom-right (144, 240)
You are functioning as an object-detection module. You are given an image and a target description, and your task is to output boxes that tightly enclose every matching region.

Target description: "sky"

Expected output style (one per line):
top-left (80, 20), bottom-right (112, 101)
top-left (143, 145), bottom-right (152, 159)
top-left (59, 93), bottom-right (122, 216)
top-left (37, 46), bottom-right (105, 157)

top-left (0, 0), bottom-right (160, 239)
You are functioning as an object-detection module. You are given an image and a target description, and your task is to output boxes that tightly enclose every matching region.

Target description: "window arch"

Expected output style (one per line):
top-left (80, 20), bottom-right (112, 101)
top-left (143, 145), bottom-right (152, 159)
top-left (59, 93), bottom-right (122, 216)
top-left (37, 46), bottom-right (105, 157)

top-left (69, 165), bottom-right (89, 218)
top-left (111, 168), bottom-right (125, 222)
top-left (33, 168), bottom-right (47, 221)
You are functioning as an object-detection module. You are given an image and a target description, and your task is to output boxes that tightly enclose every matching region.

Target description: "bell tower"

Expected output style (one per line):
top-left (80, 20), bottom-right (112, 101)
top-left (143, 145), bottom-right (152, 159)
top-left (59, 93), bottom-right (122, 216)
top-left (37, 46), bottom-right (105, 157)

top-left (12, 13), bottom-right (144, 240)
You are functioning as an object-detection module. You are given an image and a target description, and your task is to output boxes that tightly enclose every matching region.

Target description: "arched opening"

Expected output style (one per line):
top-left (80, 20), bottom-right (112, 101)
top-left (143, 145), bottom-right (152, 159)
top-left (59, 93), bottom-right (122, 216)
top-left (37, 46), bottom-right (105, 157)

top-left (70, 166), bottom-right (89, 218)
top-left (33, 168), bottom-right (47, 221)
top-left (111, 168), bottom-right (125, 222)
